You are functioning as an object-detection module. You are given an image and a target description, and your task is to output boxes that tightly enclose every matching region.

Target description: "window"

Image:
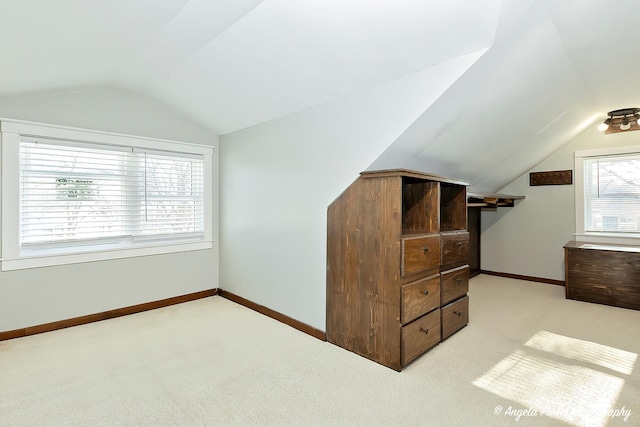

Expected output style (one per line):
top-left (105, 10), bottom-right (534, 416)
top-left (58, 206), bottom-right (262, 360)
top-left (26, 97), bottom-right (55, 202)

top-left (1, 120), bottom-right (214, 271)
top-left (575, 146), bottom-right (640, 243)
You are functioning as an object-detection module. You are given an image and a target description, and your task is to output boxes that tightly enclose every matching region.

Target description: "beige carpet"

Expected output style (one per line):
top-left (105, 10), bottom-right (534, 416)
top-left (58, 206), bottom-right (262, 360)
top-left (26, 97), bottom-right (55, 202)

top-left (1, 275), bottom-right (639, 426)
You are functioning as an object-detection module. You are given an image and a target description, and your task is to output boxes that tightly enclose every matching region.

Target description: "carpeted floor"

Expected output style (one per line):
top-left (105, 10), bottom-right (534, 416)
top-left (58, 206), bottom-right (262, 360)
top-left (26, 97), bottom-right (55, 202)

top-left (1, 275), bottom-right (639, 426)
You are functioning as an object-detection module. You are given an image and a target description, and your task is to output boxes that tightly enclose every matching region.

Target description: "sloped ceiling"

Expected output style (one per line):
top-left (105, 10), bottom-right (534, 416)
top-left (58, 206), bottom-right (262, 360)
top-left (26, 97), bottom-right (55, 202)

top-left (370, 0), bottom-right (640, 192)
top-left (0, 0), bottom-right (500, 134)
top-left (1, 1), bottom-right (639, 192)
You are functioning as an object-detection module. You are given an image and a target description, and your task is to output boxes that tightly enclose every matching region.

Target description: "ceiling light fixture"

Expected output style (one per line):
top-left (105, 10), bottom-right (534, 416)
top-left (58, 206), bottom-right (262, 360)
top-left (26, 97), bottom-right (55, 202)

top-left (620, 117), bottom-right (631, 130)
top-left (599, 108), bottom-right (640, 133)
top-left (597, 118), bottom-right (611, 132)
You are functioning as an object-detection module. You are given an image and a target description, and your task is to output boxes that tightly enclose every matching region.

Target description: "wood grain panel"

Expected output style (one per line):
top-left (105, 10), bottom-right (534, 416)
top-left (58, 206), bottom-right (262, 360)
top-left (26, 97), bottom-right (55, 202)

top-left (401, 309), bottom-right (441, 367)
top-left (326, 176), bottom-right (403, 370)
top-left (361, 169), bottom-right (469, 186)
top-left (440, 184), bottom-right (467, 231)
top-left (604, 117), bottom-right (640, 134)
top-left (441, 265), bottom-right (469, 306)
top-left (441, 231), bottom-right (469, 266)
top-left (402, 180), bottom-right (439, 234)
top-left (402, 234), bottom-right (441, 277)
top-left (441, 296), bottom-right (469, 340)
top-left (565, 243), bottom-right (640, 310)
top-left (401, 274), bottom-right (440, 325)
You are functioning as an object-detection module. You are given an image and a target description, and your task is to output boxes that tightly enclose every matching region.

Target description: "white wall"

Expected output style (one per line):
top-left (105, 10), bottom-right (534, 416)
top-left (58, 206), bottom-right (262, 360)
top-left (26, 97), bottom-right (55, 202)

top-left (0, 87), bottom-right (219, 332)
top-left (481, 125), bottom-right (640, 281)
top-left (0, 86), bottom-right (214, 143)
top-left (219, 53), bottom-right (484, 331)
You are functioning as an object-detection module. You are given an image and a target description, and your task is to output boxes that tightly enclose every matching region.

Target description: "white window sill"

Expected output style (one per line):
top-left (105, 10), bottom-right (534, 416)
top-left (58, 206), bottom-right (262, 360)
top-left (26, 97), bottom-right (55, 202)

top-left (0, 240), bottom-right (213, 271)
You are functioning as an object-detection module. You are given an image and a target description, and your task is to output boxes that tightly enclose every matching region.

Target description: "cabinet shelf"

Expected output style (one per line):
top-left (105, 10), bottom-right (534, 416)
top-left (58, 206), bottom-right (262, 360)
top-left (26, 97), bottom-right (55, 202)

top-left (402, 178), bottom-right (439, 235)
top-left (327, 169), bottom-right (470, 371)
top-left (441, 183), bottom-right (467, 231)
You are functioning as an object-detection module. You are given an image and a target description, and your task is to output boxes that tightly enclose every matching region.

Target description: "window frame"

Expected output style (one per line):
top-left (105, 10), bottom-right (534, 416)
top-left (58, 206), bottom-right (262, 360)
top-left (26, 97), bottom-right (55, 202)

top-left (574, 145), bottom-right (640, 245)
top-left (1, 119), bottom-right (214, 271)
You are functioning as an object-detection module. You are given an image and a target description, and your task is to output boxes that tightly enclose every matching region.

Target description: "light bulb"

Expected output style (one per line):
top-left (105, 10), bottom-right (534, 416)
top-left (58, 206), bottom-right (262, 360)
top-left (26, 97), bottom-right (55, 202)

top-left (620, 118), bottom-right (631, 130)
top-left (598, 118), bottom-right (611, 132)
top-left (635, 114), bottom-right (640, 126)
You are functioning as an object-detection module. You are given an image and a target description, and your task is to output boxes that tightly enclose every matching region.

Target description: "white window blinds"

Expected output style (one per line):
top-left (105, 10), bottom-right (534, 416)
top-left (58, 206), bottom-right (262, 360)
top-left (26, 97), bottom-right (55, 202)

top-left (584, 154), bottom-right (640, 233)
top-left (20, 137), bottom-right (204, 250)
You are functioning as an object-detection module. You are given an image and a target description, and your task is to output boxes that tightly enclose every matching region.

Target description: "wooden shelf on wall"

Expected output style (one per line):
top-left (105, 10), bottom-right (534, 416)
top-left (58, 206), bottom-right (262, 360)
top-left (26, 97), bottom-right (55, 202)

top-left (465, 192), bottom-right (524, 278)
top-left (467, 192), bottom-right (525, 210)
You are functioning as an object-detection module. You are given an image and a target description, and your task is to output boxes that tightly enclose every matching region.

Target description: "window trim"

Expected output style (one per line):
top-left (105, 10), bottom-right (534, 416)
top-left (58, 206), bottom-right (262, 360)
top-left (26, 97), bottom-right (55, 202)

top-left (1, 119), bottom-right (214, 271)
top-left (574, 145), bottom-right (640, 245)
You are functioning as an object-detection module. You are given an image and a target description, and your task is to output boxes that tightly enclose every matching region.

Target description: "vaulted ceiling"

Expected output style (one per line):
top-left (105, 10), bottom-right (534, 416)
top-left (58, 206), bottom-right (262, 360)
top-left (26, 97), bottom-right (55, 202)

top-left (0, 0), bottom-right (500, 134)
top-left (1, 0), bottom-right (639, 192)
top-left (370, 0), bottom-right (640, 192)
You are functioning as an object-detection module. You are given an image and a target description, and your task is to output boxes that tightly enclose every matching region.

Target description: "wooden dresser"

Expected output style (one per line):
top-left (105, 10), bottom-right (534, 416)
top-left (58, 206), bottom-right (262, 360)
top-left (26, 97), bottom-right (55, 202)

top-left (564, 241), bottom-right (640, 310)
top-left (326, 169), bottom-right (470, 371)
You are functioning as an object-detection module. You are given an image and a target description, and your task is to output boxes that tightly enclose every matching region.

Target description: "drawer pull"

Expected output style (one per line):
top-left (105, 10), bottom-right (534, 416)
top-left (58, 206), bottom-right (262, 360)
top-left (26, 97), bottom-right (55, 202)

top-left (421, 290), bottom-right (429, 296)
top-left (422, 246), bottom-right (429, 253)
top-left (456, 278), bottom-right (462, 283)
top-left (453, 311), bottom-right (462, 316)
top-left (420, 327), bottom-right (429, 334)
top-left (456, 242), bottom-right (462, 247)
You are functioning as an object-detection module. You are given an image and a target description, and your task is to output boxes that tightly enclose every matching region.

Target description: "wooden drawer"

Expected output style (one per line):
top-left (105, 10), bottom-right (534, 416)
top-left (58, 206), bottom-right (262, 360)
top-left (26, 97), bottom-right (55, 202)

top-left (402, 234), bottom-right (441, 277)
top-left (401, 274), bottom-right (440, 324)
top-left (441, 296), bottom-right (469, 340)
top-left (441, 231), bottom-right (469, 266)
top-left (401, 309), bottom-right (441, 367)
top-left (568, 283), bottom-right (612, 306)
top-left (441, 265), bottom-right (469, 306)
top-left (565, 245), bottom-right (640, 310)
top-left (568, 282), bottom-right (640, 310)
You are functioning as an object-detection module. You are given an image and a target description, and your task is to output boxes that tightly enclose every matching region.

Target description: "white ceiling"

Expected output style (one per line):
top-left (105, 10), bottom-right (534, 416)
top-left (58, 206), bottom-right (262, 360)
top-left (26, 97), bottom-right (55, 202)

top-left (1, 0), bottom-right (639, 191)
top-left (0, 0), bottom-right (500, 134)
top-left (370, 0), bottom-right (640, 192)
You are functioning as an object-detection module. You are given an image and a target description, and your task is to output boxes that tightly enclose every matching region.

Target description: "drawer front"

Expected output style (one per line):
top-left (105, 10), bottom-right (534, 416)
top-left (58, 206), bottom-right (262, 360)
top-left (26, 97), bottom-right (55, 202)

top-left (401, 309), bottom-right (441, 367)
top-left (441, 231), bottom-right (469, 266)
top-left (441, 296), bottom-right (469, 340)
top-left (568, 283), bottom-right (640, 310)
top-left (402, 234), bottom-right (441, 277)
top-left (566, 247), bottom-right (640, 310)
top-left (401, 274), bottom-right (440, 324)
top-left (568, 284), bottom-right (613, 306)
top-left (441, 265), bottom-right (469, 306)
